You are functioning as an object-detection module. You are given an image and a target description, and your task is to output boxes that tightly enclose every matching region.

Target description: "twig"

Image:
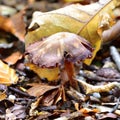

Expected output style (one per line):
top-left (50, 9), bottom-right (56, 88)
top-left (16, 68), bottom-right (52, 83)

top-left (101, 102), bottom-right (118, 106)
top-left (110, 46), bottom-right (120, 71)
top-left (79, 70), bottom-right (120, 82)
top-left (75, 78), bottom-right (120, 94)
top-left (66, 87), bottom-right (86, 102)
top-left (54, 111), bottom-right (83, 120)
top-left (8, 86), bottom-right (33, 98)
top-left (110, 99), bottom-right (119, 113)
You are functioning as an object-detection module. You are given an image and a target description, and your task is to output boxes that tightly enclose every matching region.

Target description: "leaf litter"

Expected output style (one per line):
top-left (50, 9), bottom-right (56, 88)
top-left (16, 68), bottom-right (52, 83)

top-left (0, 0), bottom-right (120, 119)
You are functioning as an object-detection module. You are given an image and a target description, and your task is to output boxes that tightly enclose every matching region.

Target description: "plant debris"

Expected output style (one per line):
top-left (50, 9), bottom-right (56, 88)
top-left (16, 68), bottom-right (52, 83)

top-left (0, 0), bottom-right (120, 119)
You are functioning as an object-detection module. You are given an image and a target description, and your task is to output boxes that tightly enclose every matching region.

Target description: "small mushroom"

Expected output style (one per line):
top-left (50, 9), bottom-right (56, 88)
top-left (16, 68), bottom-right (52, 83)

top-left (25, 32), bottom-right (93, 89)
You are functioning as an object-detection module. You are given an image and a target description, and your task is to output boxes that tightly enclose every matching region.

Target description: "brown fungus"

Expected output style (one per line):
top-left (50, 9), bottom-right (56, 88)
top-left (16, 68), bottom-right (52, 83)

top-left (26, 32), bottom-right (93, 89)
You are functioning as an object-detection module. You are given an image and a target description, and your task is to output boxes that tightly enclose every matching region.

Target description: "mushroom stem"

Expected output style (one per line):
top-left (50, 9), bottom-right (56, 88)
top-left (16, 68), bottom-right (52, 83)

top-left (64, 60), bottom-right (79, 91)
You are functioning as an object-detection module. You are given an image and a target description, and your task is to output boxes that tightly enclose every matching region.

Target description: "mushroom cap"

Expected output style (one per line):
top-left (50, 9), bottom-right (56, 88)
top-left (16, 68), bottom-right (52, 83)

top-left (26, 32), bottom-right (93, 68)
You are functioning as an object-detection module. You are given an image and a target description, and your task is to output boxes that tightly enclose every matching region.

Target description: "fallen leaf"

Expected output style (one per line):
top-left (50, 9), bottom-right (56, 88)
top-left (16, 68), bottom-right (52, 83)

top-left (25, 0), bottom-right (117, 64)
top-left (6, 104), bottom-right (26, 120)
top-left (3, 51), bottom-right (23, 65)
top-left (55, 85), bottom-right (66, 103)
top-left (0, 10), bottom-right (26, 41)
top-left (27, 83), bottom-right (59, 97)
top-left (42, 85), bottom-right (66, 106)
top-left (42, 89), bottom-right (59, 106)
top-left (26, 62), bottom-right (60, 81)
top-left (0, 60), bottom-right (18, 85)
top-left (27, 83), bottom-right (66, 106)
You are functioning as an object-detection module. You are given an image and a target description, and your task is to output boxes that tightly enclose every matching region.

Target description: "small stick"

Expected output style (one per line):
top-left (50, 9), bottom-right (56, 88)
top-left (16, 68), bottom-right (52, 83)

top-left (76, 78), bottom-right (120, 94)
top-left (110, 46), bottom-right (120, 71)
top-left (9, 86), bottom-right (33, 98)
top-left (80, 70), bottom-right (120, 82)
top-left (66, 87), bottom-right (86, 102)
top-left (110, 99), bottom-right (119, 113)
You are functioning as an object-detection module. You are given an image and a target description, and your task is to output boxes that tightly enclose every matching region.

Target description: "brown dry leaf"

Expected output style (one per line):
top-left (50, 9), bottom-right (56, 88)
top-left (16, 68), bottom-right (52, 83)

top-left (3, 51), bottom-right (23, 65)
top-left (25, 0), bottom-right (118, 64)
top-left (42, 86), bottom-right (66, 106)
top-left (42, 89), bottom-right (59, 106)
top-left (0, 60), bottom-right (18, 85)
top-left (0, 10), bottom-right (26, 42)
top-left (54, 85), bottom-right (66, 104)
top-left (27, 84), bottom-right (66, 106)
top-left (27, 83), bottom-right (59, 97)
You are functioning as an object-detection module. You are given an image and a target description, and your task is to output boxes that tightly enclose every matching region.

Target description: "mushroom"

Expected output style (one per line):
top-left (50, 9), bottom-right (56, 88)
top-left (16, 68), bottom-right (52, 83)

top-left (25, 32), bottom-right (93, 90)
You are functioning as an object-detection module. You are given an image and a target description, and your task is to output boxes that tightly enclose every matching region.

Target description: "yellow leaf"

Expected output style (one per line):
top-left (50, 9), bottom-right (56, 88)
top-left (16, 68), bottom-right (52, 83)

top-left (0, 60), bottom-right (18, 85)
top-left (25, 0), bottom-right (117, 65)
top-left (0, 91), bottom-right (7, 101)
top-left (26, 63), bottom-right (60, 81)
